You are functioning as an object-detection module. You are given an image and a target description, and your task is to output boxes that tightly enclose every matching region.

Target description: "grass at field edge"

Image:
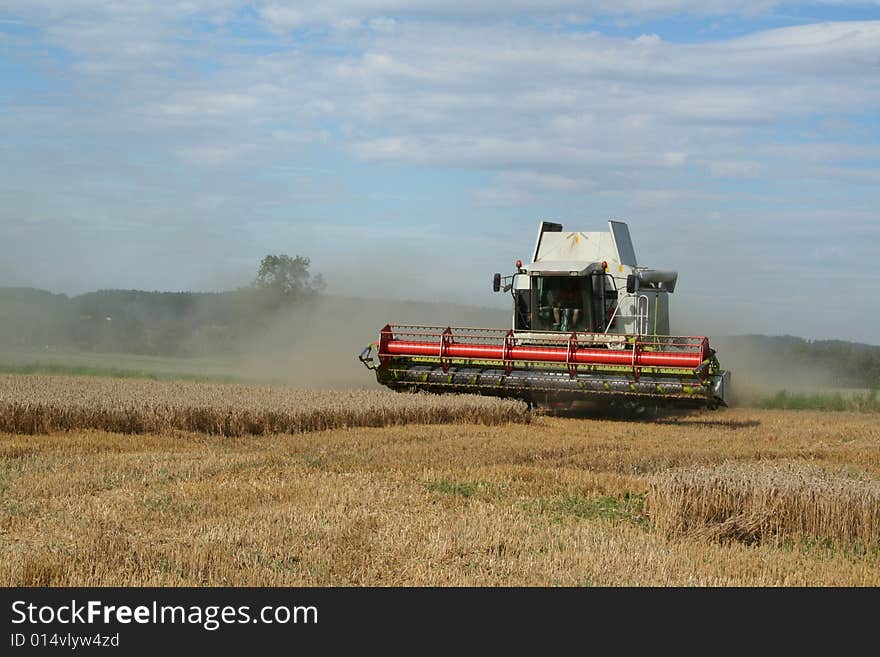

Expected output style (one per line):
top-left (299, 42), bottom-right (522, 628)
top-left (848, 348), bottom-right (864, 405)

top-left (0, 362), bottom-right (240, 384)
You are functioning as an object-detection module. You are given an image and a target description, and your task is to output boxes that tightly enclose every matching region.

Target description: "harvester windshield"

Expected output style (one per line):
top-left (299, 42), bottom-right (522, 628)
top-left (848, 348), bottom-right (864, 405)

top-left (518, 270), bottom-right (616, 334)
top-left (535, 276), bottom-right (586, 332)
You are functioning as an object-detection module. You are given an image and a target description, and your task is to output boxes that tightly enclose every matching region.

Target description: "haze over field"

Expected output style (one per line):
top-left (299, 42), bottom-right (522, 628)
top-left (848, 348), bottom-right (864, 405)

top-left (2, 2), bottom-right (879, 345)
top-left (2, 284), bottom-right (879, 400)
top-left (231, 297), bottom-right (880, 394)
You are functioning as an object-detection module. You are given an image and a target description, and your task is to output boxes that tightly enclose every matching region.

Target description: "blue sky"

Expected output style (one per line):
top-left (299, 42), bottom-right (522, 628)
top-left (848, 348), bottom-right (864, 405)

top-left (1, 2), bottom-right (879, 343)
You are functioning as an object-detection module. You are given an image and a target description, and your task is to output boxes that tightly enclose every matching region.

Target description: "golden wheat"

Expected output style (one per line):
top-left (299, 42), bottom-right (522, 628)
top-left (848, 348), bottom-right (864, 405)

top-left (0, 375), bottom-right (529, 436)
top-left (647, 461), bottom-right (880, 547)
top-left (2, 409), bottom-right (880, 585)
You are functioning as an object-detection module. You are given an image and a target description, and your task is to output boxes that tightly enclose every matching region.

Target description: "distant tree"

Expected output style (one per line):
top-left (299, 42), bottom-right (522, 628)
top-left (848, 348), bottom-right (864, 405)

top-left (252, 254), bottom-right (326, 301)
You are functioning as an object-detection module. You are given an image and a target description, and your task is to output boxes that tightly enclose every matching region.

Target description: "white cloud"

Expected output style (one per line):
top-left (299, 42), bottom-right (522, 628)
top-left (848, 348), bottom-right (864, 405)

top-left (259, 4), bottom-right (309, 31)
top-left (473, 186), bottom-right (534, 207)
top-left (368, 17), bottom-right (398, 34)
top-left (5, 6), bottom-right (879, 185)
top-left (707, 160), bottom-right (761, 178)
top-left (249, 2), bottom-right (880, 33)
top-left (153, 92), bottom-right (259, 118)
top-left (175, 143), bottom-right (257, 167)
top-left (663, 152), bottom-right (687, 167)
top-left (497, 171), bottom-right (586, 192)
top-left (634, 33), bottom-right (662, 45)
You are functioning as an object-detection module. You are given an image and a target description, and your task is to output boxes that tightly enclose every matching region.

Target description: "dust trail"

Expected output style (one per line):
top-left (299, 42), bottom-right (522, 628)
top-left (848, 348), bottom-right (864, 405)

top-left (670, 296), bottom-right (867, 402)
top-left (232, 295), bottom-right (509, 388)
top-left (711, 336), bottom-right (863, 403)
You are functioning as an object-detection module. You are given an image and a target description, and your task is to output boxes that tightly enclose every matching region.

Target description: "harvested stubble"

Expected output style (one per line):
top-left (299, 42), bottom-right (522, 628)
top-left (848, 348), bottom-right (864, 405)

top-left (3, 409), bottom-right (880, 585)
top-left (647, 461), bottom-right (880, 548)
top-left (0, 375), bottom-right (530, 436)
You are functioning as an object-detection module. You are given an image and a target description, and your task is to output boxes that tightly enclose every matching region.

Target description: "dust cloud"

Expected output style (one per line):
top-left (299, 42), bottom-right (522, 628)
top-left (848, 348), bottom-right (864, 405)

top-left (235, 293), bottom-right (843, 399)
top-left (671, 298), bottom-right (852, 401)
top-left (231, 295), bottom-right (509, 388)
top-left (712, 337), bottom-right (852, 403)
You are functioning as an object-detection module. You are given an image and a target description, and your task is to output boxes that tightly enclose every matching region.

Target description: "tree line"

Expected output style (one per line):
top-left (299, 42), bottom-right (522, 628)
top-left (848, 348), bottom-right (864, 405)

top-left (0, 255), bottom-right (325, 358)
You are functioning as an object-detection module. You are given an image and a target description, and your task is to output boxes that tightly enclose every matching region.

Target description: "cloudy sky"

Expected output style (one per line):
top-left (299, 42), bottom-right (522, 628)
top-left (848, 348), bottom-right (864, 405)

top-left (2, 2), bottom-right (879, 343)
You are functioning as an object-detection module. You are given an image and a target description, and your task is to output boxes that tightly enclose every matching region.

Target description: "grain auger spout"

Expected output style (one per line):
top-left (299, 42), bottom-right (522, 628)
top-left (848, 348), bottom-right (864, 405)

top-left (359, 220), bottom-right (731, 410)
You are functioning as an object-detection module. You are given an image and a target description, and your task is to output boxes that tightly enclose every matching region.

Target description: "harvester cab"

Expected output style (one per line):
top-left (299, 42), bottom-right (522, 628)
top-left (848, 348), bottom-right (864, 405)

top-left (360, 220), bottom-right (731, 410)
top-left (502, 220), bottom-right (676, 339)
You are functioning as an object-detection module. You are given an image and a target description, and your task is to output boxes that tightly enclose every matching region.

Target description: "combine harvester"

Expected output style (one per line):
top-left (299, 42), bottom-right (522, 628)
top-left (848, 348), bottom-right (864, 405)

top-left (359, 220), bottom-right (730, 411)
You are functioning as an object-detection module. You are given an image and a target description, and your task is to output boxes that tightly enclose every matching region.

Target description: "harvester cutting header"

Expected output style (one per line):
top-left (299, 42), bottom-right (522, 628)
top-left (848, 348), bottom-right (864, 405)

top-left (359, 220), bottom-right (730, 410)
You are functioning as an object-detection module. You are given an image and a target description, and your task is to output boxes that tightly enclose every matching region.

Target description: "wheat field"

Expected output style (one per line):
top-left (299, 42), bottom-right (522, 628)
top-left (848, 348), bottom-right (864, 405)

top-left (1, 374), bottom-right (879, 586)
top-left (0, 375), bottom-right (529, 435)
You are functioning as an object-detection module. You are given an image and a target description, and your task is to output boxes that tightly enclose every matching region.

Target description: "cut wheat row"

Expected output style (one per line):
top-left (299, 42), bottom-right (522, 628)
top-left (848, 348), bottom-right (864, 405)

top-left (0, 375), bottom-right (530, 436)
top-left (647, 461), bottom-right (880, 548)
